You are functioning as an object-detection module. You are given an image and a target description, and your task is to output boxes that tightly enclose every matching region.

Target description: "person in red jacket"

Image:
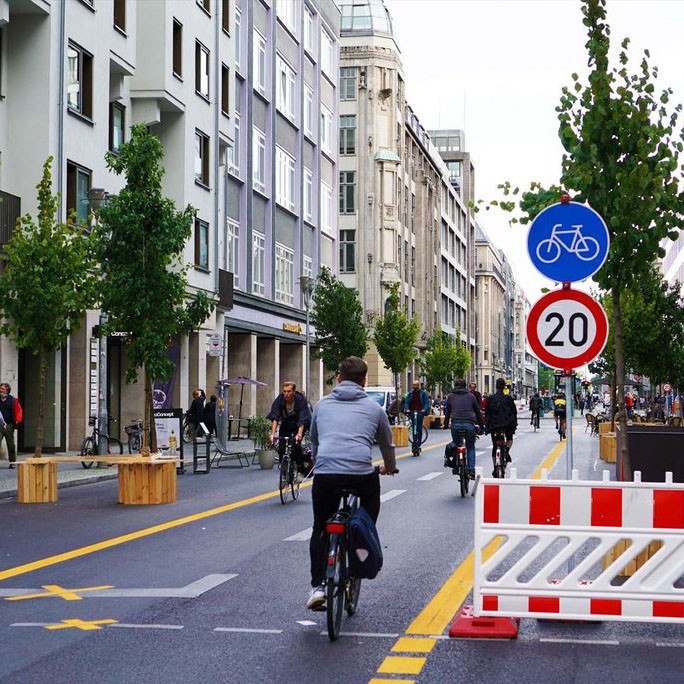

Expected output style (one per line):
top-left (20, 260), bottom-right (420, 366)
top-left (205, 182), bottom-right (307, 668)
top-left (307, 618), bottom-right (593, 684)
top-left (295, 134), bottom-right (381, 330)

top-left (0, 383), bottom-right (22, 468)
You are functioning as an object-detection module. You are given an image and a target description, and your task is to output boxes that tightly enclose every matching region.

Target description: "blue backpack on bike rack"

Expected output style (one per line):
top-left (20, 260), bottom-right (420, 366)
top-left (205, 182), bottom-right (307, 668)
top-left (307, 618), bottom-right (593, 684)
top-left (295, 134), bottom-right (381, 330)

top-left (348, 505), bottom-right (383, 579)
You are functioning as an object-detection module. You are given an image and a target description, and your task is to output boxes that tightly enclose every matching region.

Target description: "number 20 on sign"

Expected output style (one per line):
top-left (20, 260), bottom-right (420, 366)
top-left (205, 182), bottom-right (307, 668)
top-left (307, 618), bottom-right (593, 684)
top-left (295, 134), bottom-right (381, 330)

top-left (526, 289), bottom-right (609, 370)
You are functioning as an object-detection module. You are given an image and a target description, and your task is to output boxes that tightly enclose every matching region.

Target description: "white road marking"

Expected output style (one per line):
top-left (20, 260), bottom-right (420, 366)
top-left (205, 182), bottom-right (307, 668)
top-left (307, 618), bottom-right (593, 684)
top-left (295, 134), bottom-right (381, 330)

top-left (319, 631), bottom-right (400, 638)
top-left (540, 638), bottom-right (619, 646)
top-left (109, 624), bottom-right (184, 630)
top-left (656, 642), bottom-right (684, 648)
top-left (417, 472), bottom-right (444, 481)
top-left (11, 623), bottom-right (51, 628)
top-left (380, 489), bottom-right (406, 502)
top-left (284, 527), bottom-right (313, 542)
top-left (297, 620), bottom-right (317, 626)
top-left (214, 627), bottom-right (283, 634)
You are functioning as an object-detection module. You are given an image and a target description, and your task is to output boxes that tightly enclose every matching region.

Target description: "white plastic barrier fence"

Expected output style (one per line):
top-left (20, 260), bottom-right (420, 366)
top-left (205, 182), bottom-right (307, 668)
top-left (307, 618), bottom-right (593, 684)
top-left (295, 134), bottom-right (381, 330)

top-left (473, 467), bottom-right (684, 623)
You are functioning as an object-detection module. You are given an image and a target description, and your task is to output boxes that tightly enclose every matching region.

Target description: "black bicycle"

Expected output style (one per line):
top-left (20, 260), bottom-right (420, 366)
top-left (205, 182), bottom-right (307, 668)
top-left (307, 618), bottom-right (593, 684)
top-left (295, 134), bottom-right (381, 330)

top-left (453, 429), bottom-right (470, 497)
top-left (531, 410), bottom-right (540, 432)
top-left (407, 411), bottom-right (428, 456)
top-left (324, 467), bottom-right (398, 642)
top-left (276, 436), bottom-right (301, 504)
top-left (182, 413), bottom-right (194, 444)
top-left (491, 430), bottom-right (508, 479)
top-left (125, 419), bottom-right (143, 454)
top-left (80, 416), bottom-right (124, 469)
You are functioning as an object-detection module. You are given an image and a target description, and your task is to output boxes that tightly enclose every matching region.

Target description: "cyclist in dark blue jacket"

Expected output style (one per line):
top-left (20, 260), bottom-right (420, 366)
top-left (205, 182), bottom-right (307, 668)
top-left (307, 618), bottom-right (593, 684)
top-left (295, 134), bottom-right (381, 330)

top-left (444, 379), bottom-right (484, 479)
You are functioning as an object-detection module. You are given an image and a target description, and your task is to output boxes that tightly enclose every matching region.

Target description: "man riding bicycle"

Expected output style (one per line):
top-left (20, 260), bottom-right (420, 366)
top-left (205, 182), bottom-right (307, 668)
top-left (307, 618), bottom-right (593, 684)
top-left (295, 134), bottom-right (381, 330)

top-left (267, 381), bottom-right (311, 478)
top-left (402, 380), bottom-right (430, 437)
top-left (307, 356), bottom-right (396, 610)
top-left (484, 378), bottom-right (518, 470)
top-left (529, 391), bottom-right (542, 428)
top-left (554, 392), bottom-right (567, 439)
top-left (444, 378), bottom-right (484, 480)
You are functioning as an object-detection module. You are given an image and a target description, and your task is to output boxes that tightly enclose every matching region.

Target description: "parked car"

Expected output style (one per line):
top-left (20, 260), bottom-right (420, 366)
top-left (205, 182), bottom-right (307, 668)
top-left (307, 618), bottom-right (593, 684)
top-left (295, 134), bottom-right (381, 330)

top-left (365, 386), bottom-right (397, 418)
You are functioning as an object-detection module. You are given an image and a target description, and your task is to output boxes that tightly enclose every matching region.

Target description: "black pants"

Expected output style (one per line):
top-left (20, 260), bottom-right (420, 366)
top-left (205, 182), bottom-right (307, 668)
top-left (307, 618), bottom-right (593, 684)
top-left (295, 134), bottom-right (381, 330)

top-left (309, 471), bottom-right (380, 587)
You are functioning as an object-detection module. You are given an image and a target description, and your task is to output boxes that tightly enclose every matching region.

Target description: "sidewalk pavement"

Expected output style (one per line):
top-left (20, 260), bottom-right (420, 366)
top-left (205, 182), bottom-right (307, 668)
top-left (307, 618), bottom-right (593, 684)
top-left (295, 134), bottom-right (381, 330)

top-left (0, 438), bottom-right (257, 500)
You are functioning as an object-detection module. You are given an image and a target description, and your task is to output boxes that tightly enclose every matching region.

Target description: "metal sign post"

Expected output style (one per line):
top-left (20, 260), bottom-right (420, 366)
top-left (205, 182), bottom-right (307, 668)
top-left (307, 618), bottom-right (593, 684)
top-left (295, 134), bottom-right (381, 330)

top-left (565, 373), bottom-right (574, 479)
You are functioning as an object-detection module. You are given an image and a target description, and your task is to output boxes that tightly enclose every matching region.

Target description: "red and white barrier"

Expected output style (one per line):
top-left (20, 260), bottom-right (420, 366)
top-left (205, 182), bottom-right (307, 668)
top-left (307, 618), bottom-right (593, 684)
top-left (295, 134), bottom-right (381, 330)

top-left (473, 468), bottom-right (684, 624)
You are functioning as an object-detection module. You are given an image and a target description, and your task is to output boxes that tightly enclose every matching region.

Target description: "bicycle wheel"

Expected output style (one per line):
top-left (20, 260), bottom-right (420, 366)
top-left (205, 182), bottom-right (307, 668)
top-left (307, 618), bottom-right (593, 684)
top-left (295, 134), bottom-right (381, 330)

top-left (279, 456), bottom-right (290, 504)
top-left (459, 459), bottom-right (469, 497)
top-left (536, 238), bottom-right (561, 264)
top-left (576, 235), bottom-right (600, 261)
top-left (326, 536), bottom-right (345, 641)
top-left (182, 420), bottom-right (193, 444)
top-left (80, 436), bottom-right (96, 469)
top-left (291, 459), bottom-right (301, 501)
top-left (346, 576), bottom-right (362, 616)
top-left (105, 437), bottom-right (124, 456)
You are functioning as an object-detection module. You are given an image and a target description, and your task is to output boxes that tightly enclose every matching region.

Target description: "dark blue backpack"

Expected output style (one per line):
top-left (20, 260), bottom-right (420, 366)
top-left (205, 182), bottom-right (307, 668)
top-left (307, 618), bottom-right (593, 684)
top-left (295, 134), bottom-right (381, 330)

top-left (348, 505), bottom-right (383, 579)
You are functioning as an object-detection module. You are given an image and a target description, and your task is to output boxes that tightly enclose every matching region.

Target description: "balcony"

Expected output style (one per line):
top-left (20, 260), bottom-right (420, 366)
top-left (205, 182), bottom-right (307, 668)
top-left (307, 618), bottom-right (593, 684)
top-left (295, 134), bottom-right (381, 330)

top-left (0, 191), bottom-right (21, 247)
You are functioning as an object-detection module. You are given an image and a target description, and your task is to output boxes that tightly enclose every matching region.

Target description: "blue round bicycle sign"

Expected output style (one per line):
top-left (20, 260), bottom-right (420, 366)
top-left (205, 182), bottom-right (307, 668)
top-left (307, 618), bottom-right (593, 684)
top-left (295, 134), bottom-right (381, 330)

top-left (527, 202), bottom-right (609, 282)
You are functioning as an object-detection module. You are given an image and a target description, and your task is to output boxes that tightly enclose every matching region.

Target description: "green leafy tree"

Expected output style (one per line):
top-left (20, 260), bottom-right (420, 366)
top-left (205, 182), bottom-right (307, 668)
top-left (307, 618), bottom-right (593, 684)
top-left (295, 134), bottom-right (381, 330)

top-left (373, 284), bottom-right (420, 398)
top-left (421, 330), bottom-right (471, 394)
top-left (94, 125), bottom-right (214, 452)
top-left (490, 0), bottom-right (684, 474)
top-left (310, 266), bottom-right (368, 382)
top-left (0, 158), bottom-right (96, 456)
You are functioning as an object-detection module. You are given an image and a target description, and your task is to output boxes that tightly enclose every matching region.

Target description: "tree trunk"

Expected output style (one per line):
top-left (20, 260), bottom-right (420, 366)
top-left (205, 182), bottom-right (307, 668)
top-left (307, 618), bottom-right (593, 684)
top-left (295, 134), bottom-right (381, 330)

top-left (35, 348), bottom-right (46, 457)
top-left (610, 368), bottom-right (617, 432)
top-left (144, 368), bottom-right (157, 453)
top-left (612, 289), bottom-right (631, 479)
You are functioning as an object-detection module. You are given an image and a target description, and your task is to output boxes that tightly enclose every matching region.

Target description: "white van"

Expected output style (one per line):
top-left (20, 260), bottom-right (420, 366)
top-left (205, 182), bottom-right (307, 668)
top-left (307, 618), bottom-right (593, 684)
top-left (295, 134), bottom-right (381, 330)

top-left (364, 386), bottom-right (398, 416)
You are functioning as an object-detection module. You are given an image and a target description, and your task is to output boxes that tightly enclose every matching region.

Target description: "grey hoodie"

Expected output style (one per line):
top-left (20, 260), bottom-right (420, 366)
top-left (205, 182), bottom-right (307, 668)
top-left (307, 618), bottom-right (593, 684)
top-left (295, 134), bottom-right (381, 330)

top-left (310, 381), bottom-right (396, 475)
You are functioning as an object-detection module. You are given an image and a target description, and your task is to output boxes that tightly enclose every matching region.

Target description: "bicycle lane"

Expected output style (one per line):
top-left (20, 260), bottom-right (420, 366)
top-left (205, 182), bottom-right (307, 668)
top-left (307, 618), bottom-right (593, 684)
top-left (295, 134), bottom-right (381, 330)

top-left (367, 437), bottom-right (567, 684)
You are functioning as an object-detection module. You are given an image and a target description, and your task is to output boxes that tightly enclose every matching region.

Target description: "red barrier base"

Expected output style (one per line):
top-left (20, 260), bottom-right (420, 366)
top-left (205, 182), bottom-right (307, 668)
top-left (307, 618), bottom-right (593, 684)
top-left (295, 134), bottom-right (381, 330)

top-left (449, 605), bottom-right (519, 639)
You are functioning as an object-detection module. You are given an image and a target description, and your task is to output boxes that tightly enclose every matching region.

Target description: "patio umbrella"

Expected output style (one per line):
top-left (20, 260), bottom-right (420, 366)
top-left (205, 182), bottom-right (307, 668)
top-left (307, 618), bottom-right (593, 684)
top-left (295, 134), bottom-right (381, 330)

top-left (221, 376), bottom-right (267, 421)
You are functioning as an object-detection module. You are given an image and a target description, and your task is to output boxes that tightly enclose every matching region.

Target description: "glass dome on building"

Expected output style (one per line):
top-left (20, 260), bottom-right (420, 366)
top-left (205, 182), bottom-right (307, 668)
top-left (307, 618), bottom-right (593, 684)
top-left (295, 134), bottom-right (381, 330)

top-left (338, 0), bottom-right (395, 37)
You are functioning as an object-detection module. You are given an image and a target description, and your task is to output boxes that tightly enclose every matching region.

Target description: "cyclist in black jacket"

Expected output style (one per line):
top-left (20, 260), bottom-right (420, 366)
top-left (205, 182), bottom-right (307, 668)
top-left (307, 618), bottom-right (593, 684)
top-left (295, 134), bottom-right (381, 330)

top-left (444, 379), bottom-right (484, 479)
top-left (529, 391), bottom-right (542, 428)
top-left (484, 378), bottom-right (518, 462)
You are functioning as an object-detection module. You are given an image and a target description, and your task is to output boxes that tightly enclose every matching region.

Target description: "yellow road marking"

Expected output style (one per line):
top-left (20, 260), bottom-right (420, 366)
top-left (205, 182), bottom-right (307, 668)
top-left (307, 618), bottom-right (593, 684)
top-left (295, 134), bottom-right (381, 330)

top-left (391, 637), bottom-right (436, 653)
top-left (377, 656), bottom-right (426, 675)
top-left (369, 679), bottom-right (415, 684)
top-left (6, 584), bottom-right (114, 602)
top-left (45, 618), bottom-right (118, 631)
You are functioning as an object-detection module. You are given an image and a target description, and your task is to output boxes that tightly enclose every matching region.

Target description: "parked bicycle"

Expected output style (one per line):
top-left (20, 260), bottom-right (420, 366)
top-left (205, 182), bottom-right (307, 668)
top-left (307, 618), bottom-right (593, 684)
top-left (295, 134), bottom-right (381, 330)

top-left (80, 416), bottom-right (124, 469)
top-left (324, 466), bottom-right (398, 641)
top-left (125, 419), bottom-right (143, 454)
top-left (406, 411), bottom-right (428, 456)
top-left (182, 413), bottom-right (194, 444)
top-left (490, 430), bottom-right (508, 479)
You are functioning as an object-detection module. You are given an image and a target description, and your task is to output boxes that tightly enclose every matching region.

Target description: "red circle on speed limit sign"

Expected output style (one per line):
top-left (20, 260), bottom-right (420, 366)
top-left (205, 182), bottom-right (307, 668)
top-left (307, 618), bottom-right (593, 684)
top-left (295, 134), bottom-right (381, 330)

top-left (526, 289), bottom-right (609, 369)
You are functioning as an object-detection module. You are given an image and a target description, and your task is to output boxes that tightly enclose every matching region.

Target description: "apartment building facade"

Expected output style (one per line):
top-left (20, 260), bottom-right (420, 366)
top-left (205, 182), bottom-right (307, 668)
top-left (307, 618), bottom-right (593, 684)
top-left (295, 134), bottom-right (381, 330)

top-left (0, 0), bottom-right (234, 450)
top-left (222, 0), bottom-right (339, 417)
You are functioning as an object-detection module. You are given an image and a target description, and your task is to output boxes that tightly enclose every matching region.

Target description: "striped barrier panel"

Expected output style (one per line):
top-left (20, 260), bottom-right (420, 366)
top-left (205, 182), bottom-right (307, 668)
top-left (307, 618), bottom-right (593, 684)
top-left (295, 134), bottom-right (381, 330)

top-left (473, 468), bottom-right (684, 623)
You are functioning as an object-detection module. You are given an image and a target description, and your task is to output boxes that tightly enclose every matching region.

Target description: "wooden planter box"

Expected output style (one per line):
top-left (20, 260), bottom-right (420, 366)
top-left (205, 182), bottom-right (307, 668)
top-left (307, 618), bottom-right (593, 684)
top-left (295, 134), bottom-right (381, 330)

top-left (602, 539), bottom-right (663, 575)
top-left (391, 424), bottom-right (408, 447)
top-left (598, 421), bottom-right (612, 436)
top-left (599, 432), bottom-right (617, 462)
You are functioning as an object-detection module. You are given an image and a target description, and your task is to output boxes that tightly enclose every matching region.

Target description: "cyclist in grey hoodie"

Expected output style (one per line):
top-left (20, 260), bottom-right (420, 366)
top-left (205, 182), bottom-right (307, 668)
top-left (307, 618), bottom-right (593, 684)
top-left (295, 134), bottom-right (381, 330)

top-left (306, 356), bottom-right (396, 610)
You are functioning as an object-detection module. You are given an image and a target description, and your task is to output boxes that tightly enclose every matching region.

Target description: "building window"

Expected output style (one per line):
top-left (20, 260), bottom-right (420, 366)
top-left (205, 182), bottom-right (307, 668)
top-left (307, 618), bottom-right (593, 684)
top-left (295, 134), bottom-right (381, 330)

top-left (172, 20), bottom-right (183, 78)
top-left (195, 41), bottom-right (210, 98)
top-left (252, 232), bottom-right (265, 296)
top-left (320, 104), bottom-right (333, 155)
top-left (113, 0), bottom-right (126, 32)
top-left (276, 0), bottom-right (297, 35)
top-left (229, 111), bottom-right (241, 175)
top-left (195, 218), bottom-right (209, 270)
top-left (320, 181), bottom-right (333, 236)
top-left (303, 255), bottom-right (313, 279)
top-left (303, 7), bottom-right (313, 53)
top-left (235, 8), bottom-right (241, 69)
top-left (275, 243), bottom-right (294, 305)
top-left (252, 127), bottom-right (266, 193)
top-left (222, 0), bottom-right (230, 33)
top-left (320, 29), bottom-right (333, 77)
top-left (66, 162), bottom-right (91, 224)
top-left (276, 146), bottom-right (296, 212)
top-left (303, 168), bottom-right (313, 223)
top-left (223, 219), bottom-right (239, 287)
top-left (197, 0), bottom-right (210, 13)
top-left (339, 115), bottom-right (356, 155)
top-left (340, 67), bottom-right (356, 100)
top-left (109, 103), bottom-right (125, 152)
top-left (339, 171), bottom-right (355, 214)
top-left (275, 54), bottom-right (296, 121)
top-left (221, 64), bottom-right (230, 116)
top-left (304, 84), bottom-right (314, 137)
top-left (339, 229), bottom-right (356, 273)
top-left (195, 130), bottom-right (210, 187)
top-left (67, 42), bottom-right (93, 119)
top-left (253, 29), bottom-right (266, 95)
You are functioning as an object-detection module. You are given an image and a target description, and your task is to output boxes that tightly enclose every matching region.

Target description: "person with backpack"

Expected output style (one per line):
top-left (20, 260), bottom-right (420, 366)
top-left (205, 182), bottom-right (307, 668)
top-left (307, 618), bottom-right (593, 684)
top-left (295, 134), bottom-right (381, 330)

top-left (484, 378), bottom-right (518, 463)
top-left (444, 378), bottom-right (484, 479)
top-left (0, 382), bottom-right (22, 469)
top-left (306, 356), bottom-right (396, 610)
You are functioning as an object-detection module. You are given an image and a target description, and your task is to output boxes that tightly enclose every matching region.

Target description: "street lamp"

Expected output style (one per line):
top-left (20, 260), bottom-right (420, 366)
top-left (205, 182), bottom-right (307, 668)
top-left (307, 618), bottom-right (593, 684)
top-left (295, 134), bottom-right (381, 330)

top-left (300, 276), bottom-right (316, 403)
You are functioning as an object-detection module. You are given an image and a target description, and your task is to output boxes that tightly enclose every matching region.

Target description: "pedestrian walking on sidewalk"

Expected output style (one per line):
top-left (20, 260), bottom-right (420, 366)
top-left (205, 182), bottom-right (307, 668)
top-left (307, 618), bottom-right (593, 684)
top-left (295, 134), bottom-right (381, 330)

top-left (0, 383), bottom-right (22, 468)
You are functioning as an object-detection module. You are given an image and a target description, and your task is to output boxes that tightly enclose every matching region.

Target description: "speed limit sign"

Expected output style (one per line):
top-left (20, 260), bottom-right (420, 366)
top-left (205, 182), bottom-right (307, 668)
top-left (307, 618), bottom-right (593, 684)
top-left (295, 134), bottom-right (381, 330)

top-left (527, 289), bottom-right (609, 369)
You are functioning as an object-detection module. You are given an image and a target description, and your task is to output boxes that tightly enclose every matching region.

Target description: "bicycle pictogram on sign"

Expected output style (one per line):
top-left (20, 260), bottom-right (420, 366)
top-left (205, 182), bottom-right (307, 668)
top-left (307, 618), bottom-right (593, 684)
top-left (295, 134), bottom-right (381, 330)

top-left (535, 224), bottom-right (600, 264)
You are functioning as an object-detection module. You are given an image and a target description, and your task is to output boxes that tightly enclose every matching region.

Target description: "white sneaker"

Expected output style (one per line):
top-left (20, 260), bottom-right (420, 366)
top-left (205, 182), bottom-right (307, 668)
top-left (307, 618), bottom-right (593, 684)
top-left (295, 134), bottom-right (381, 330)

top-left (306, 585), bottom-right (326, 610)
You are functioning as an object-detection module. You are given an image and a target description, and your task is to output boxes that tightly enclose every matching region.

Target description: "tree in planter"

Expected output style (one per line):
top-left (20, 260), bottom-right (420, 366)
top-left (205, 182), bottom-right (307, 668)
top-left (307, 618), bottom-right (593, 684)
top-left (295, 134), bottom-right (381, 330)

top-left (373, 284), bottom-right (420, 404)
top-left (0, 157), bottom-right (97, 456)
top-left (310, 266), bottom-right (368, 383)
top-left (488, 0), bottom-right (684, 475)
top-left (421, 330), bottom-right (471, 395)
top-left (94, 125), bottom-right (214, 453)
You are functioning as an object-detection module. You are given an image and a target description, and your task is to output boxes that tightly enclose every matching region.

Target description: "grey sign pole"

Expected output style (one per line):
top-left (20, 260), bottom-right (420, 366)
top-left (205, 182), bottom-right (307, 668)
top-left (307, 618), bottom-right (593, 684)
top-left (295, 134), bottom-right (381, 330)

top-left (565, 374), bottom-right (574, 479)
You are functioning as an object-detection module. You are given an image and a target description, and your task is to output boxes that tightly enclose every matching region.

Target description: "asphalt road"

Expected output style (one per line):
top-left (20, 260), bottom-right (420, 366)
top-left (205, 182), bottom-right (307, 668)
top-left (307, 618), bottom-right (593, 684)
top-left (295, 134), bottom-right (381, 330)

top-left (1, 413), bottom-right (683, 683)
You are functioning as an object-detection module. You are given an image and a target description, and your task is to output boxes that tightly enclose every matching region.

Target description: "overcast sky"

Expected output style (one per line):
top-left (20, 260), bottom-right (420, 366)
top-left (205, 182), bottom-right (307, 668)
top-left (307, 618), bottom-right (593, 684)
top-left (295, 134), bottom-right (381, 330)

top-left (384, 0), bottom-right (684, 300)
